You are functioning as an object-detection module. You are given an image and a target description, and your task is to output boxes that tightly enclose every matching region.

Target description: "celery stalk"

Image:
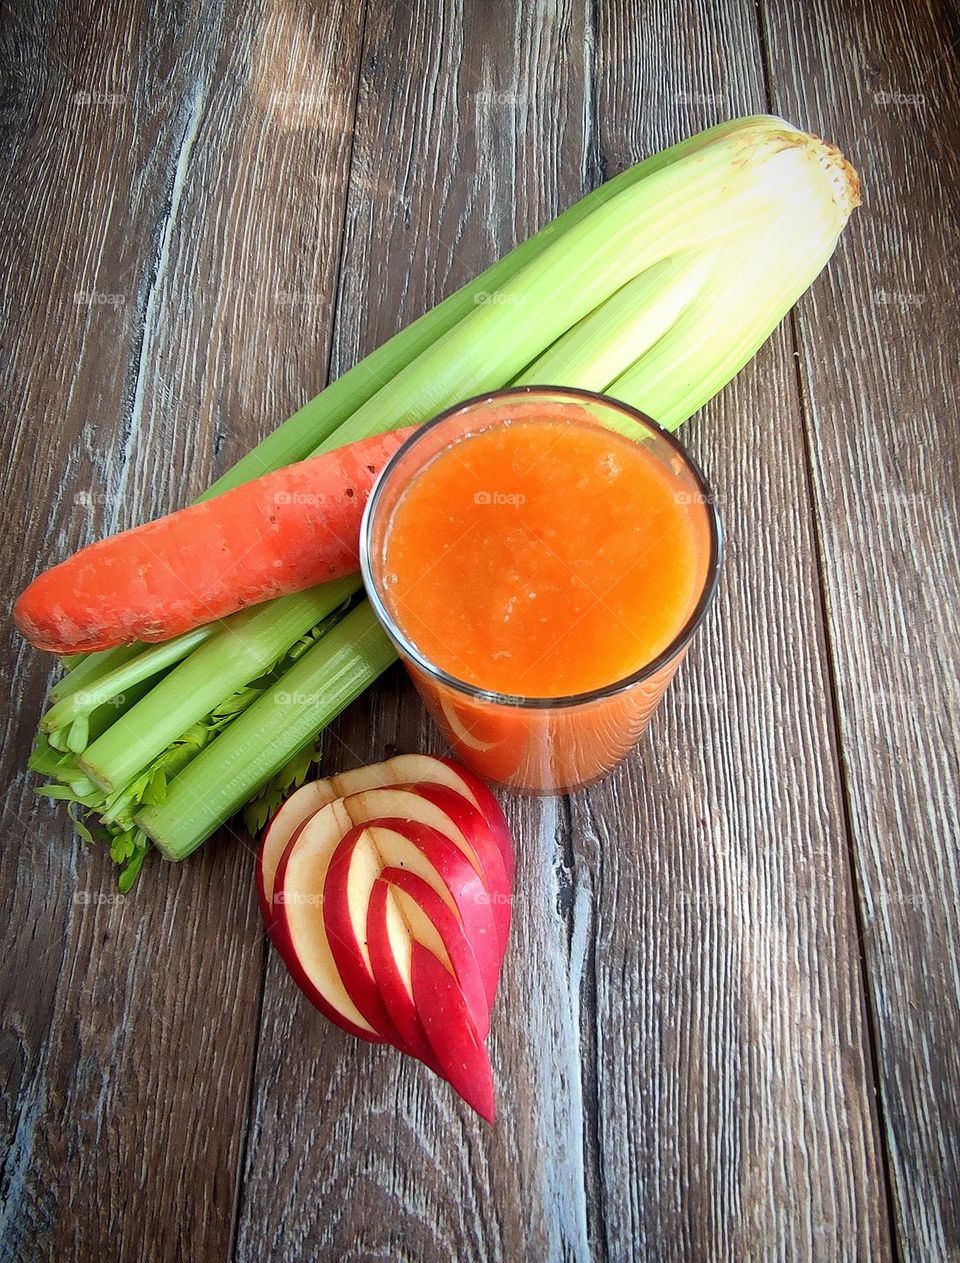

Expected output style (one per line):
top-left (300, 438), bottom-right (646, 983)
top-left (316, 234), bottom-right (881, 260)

top-left (200, 116), bottom-right (776, 499)
top-left (515, 251), bottom-right (715, 394)
top-left (139, 602), bottom-right (395, 859)
top-left (42, 624), bottom-right (217, 733)
top-left (49, 643), bottom-right (144, 703)
top-left (307, 137), bottom-right (788, 456)
top-left (608, 203), bottom-right (847, 429)
top-left (80, 578), bottom-right (360, 793)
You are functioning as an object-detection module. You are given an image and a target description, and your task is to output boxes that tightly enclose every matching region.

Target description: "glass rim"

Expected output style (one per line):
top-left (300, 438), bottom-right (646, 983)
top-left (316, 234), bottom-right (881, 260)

top-left (360, 385), bottom-right (724, 711)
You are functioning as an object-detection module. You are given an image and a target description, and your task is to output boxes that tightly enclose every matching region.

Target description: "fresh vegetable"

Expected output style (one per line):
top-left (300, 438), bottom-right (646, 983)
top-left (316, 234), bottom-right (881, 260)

top-left (79, 580), bottom-right (361, 794)
top-left (41, 625), bottom-right (217, 734)
top-left (266, 760), bottom-right (514, 1120)
top-left (137, 601), bottom-right (396, 860)
top-left (15, 429), bottom-right (415, 655)
top-left (200, 116), bottom-right (779, 499)
top-left (27, 116), bottom-right (860, 882)
top-left (31, 593), bottom-right (357, 889)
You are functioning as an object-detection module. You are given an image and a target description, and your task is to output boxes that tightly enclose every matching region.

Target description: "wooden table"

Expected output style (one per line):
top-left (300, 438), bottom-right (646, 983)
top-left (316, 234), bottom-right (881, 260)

top-left (2, 2), bottom-right (957, 1259)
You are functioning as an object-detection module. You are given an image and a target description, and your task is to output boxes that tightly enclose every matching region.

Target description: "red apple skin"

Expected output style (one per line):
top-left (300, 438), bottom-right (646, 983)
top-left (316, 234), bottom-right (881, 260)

top-left (257, 753), bottom-right (516, 920)
top-left (404, 783), bottom-right (512, 955)
top-left (411, 942), bottom-right (495, 1123)
top-left (366, 879), bottom-right (441, 1073)
top-left (322, 819), bottom-right (502, 1046)
top-left (261, 769), bottom-right (514, 1078)
top-left (270, 753), bottom-right (516, 885)
top-left (431, 756), bottom-right (515, 885)
top-left (381, 866), bottom-right (489, 1040)
top-left (273, 816), bottom-right (387, 1046)
top-left (322, 828), bottom-right (407, 1049)
top-left (368, 754), bottom-right (515, 886)
top-left (370, 819), bottom-right (503, 1006)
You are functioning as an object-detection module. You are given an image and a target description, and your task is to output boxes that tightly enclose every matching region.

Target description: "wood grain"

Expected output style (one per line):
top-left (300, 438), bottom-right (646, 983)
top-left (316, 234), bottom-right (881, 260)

top-left (760, 1), bottom-right (960, 1257)
top-left (0, 1), bottom-right (365, 1260)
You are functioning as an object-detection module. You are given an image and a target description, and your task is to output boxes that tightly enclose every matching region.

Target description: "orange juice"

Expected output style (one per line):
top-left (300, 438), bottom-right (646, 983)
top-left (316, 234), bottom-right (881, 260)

top-left (382, 406), bottom-right (711, 698)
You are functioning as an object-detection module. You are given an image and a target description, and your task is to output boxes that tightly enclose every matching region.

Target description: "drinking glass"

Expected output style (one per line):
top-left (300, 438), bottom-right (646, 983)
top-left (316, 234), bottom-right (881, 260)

top-left (360, 386), bottom-right (722, 792)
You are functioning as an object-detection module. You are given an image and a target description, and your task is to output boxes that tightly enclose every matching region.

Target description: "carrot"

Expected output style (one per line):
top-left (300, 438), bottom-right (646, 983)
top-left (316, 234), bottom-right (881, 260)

top-left (15, 427), bottom-right (417, 654)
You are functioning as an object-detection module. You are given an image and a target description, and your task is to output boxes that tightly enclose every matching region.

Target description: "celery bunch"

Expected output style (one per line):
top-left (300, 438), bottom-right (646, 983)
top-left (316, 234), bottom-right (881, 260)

top-left (31, 116), bottom-right (859, 881)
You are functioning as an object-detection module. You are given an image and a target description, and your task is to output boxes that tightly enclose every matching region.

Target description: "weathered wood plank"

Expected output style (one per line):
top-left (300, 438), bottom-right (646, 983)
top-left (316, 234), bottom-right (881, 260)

top-left (233, 2), bottom-right (602, 1259)
top-left (0, 1), bottom-right (365, 1259)
top-left (760, 1), bottom-right (960, 1257)
top-left (554, 3), bottom-right (892, 1258)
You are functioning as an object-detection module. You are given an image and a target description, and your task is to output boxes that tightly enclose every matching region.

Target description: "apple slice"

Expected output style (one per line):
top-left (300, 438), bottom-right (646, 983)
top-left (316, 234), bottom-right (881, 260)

top-left (366, 879), bottom-right (441, 1071)
top-left (322, 827), bottom-right (406, 1047)
top-left (403, 784), bottom-right (512, 951)
top-left (366, 820), bottom-right (502, 1005)
top-left (257, 779), bottom-right (333, 927)
top-left (268, 773), bottom-right (514, 1119)
top-left (274, 783), bottom-right (510, 1040)
top-left (390, 755), bottom-right (514, 885)
top-left (257, 754), bottom-right (514, 912)
top-left (381, 867), bottom-right (489, 1040)
top-left (411, 942), bottom-right (495, 1123)
top-left (273, 799), bottom-right (387, 1044)
top-left (341, 785), bottom-right (512, 953)
top-left (321, 819), bottom-right (499, 1043)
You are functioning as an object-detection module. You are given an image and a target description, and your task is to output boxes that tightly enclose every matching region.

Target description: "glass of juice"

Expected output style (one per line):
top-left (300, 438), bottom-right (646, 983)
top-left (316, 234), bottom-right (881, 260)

top-left (360, 386), bottom-right (721, 792)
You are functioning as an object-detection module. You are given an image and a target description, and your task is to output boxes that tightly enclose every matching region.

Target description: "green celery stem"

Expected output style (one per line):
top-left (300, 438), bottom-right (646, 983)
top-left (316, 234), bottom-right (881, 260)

top-left (42, 624), bottom-right (217, 731)
top-left (49, 643), bottom-right (143, 703)
top-left (79, 579), bottom-right (360, 793)
top-left (139, 602), bottom-right (396, 860)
